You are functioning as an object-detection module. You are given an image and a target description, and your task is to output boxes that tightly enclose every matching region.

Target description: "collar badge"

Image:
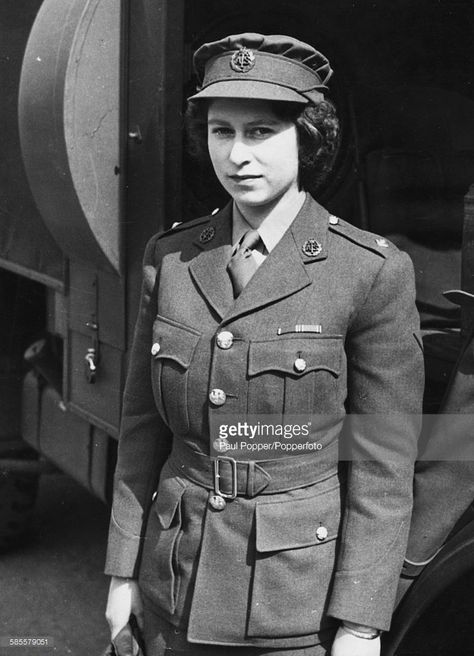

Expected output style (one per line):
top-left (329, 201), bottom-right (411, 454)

top-left (230, 47), bottom-right (256, 73)
top-left (302, 239), bottom-right (322, 257)
top-left (199, 226), bottom-right (216, 244)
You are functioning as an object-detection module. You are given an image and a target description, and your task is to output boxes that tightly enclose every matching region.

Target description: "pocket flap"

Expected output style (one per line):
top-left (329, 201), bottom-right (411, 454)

top-left (152, 316), bottom-right (201, 369)
top-left (248, 337), bottom-right (342, 377)
top-left (154, 475), bottom-right (186, 529)
top-left (256, 484), bottom-right (340, 552)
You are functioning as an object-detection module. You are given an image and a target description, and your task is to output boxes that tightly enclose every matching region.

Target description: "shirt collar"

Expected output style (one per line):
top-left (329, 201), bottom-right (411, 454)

top-left (231, 194), bottom-right (307, 253)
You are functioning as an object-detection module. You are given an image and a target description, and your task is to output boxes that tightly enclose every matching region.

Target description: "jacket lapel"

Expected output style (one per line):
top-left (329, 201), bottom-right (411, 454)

top-left (223, 194), bottom-right (330, 323)
top-left (188, 204), bottom-right (234, 319)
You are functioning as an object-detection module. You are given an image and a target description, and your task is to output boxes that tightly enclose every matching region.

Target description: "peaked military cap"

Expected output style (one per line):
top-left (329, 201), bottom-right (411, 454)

top-left (189, 32), bottom-right (333, 105)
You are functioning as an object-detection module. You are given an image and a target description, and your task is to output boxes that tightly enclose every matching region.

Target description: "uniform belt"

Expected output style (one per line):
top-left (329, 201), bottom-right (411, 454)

top-left (167, 440), bottom-right (338, 498)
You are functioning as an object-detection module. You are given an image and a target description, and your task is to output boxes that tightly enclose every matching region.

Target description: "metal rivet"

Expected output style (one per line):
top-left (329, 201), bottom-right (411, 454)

top-left (128, 126), bottom-right (143, 143)
top-left (375, 237), bottom-right (389, 248)
top-left (151, 342), bottom-right (161, 356)
top-left (329, 215), bottom-right (339, 225)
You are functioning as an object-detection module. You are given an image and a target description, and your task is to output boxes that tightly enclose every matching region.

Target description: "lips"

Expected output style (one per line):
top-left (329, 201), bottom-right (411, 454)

top-left (228, 174), bottom-right (262, 181)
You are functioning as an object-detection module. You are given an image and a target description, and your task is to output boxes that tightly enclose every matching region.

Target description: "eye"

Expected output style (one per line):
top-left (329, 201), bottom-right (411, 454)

top-left (248, 126), bottom-right (275, 138)
top-left (209, 126), bottom-right (234, 138)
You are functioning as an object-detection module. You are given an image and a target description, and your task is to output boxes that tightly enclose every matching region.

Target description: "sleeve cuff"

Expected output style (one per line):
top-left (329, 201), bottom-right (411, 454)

top-left (104, 511), bottom-right (143, 578)
top-left (327, 561), bottom-right (401, 632)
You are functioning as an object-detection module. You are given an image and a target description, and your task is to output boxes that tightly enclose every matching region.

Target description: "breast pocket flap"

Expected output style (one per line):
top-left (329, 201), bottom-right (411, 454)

top-left (248, 337), bottom-right (342, 377)
top-left (256, 485), bottom-right (340, 553)
top-left (152, 316), bottom-right (200, 370)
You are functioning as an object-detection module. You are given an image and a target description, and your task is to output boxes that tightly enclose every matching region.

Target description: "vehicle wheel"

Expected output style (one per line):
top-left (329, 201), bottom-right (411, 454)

top-left (0, 468), bottom-right (39, 551)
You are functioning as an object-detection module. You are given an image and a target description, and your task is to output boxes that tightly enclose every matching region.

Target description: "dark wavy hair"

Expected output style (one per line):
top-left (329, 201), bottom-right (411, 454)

top-left (185, 98), bottom-right (340, 191)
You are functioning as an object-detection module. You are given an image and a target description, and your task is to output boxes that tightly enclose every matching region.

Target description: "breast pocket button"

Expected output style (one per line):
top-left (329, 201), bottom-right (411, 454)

top-left (209, 388), bottom-right (227, 406)
top-left (316, 525), bottom-right (328, 541)
top-left (294, 357), bottom-right (307, 373)
top-left (216, 331), bottom-right (234, 349)
top-left (151, 342), bottom-right (161, 356)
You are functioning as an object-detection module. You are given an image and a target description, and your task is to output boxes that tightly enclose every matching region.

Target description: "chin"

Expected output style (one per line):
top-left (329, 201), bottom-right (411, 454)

top-left (231, 191), bottom-right (276, 207)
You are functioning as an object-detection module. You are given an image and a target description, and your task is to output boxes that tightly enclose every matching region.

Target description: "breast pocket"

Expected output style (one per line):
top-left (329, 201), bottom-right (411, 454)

top-left (248, 481), bottom-right (341, 638)
top-left (247, 336), bottom-right (342, 416)
top-left (151, 316), bottom-right (201, 435)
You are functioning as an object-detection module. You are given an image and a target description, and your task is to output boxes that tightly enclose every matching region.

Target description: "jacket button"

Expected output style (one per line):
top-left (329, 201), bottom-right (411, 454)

top-left (216, 331), bottom-right (234, 349)
top-left (209, 388), bottom-right (226, 406)
top-left (294, 357), bottom-right (307, 373)
top-left (209, 494), bottom-right (226, 510)
top-left (151, 342), bottom-right (161, 356)
top-left (316, 525), bottom-right (328, 541)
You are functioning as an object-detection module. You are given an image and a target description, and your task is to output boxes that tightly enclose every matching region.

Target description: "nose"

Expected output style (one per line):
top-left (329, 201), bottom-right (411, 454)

top-left (229, 139), bottom-right (252, 166)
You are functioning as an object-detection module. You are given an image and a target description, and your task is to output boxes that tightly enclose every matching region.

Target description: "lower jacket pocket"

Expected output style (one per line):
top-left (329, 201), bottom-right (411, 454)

top-left (247, 482), bottom-right (341, 638)
top-left (138, 470), bottom-right (186, 616)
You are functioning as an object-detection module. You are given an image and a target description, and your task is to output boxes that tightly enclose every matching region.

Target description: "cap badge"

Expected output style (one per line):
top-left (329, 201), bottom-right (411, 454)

top-left (230, 47), bottom-right (256, 73)
top-left (302, 239), bottom-right (322, 257)
top-left (199, 226), bottom-right (216, 243)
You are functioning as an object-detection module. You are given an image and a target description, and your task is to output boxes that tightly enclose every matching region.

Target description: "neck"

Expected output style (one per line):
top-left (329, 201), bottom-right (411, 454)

top-left (236, 187), bottom-right (306, 230)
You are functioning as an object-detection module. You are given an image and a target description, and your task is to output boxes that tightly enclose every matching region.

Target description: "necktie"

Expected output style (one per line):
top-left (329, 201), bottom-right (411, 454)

top-left (227, 229), bottom-right (262, 297)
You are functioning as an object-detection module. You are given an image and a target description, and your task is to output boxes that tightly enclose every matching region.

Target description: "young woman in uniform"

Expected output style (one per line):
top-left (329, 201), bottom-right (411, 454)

top-left (104, 33), bottom-right (424, 656)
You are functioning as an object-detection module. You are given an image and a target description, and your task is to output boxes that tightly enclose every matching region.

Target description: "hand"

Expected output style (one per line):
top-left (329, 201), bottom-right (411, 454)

top-left (331, 625), bottom-right (381, 656)
top-left (105, 576), bottom-right (144, 651)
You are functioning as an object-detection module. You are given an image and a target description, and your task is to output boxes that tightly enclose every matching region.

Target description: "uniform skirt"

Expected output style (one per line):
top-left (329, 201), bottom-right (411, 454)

top-left (142, 603), bottom-right (333, 656)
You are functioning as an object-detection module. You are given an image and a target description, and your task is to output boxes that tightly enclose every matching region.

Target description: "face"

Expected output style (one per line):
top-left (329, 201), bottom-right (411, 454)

top-left (207, 98), bottom-right (300, 212)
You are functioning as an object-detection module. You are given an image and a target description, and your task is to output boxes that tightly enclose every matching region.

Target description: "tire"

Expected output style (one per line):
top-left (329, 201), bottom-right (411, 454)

top-left (0, 467), bottom-right (39, 551)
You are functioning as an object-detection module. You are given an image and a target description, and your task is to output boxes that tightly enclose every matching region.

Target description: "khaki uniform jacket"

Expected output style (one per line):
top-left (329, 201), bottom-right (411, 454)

top-left (105, 194), bottom-right (424, 648)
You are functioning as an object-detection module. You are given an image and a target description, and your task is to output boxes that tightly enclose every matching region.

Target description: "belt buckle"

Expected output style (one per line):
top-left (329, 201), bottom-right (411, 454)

top-left (213, 456), bottom-right (237, 499)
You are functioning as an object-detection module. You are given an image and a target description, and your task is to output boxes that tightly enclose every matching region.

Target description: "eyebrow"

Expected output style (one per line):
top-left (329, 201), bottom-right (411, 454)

top-left (207, 119), bottom-right (231, 126)
top-left (207, 117), bottom-right (281, 126)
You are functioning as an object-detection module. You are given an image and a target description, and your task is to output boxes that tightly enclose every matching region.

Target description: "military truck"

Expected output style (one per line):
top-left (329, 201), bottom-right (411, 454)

top-left (2, 0), bottom-right (474, 652)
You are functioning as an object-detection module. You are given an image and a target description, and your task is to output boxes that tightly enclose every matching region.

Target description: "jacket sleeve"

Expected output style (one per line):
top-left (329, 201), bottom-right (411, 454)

top-left (327, 249), bottom-right (424, 631)
top-left (104, 234), bottom-right (173, 578)
top-left (404, 319), bottom-right (474, 571)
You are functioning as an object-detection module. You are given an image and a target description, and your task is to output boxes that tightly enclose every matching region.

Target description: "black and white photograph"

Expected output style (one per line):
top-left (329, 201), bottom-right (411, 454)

top-left (1, 1), bottom-right (474, 655)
